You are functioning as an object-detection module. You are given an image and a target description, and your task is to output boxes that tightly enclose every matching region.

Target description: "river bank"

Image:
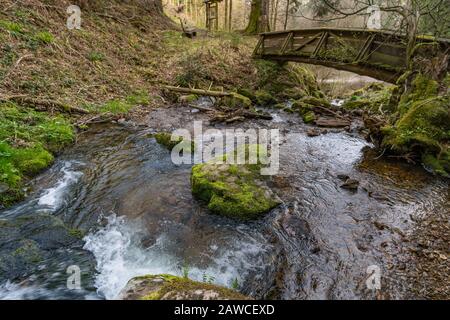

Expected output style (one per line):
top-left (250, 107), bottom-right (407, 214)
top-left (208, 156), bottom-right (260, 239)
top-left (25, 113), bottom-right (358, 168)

top-left (1, 101), bottom-right (448, 300)
top-left (1, 0), bottom-right (448, 301)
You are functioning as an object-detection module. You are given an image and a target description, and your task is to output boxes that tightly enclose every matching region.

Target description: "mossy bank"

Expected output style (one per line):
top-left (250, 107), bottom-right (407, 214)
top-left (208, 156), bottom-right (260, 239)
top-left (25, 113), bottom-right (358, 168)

top-left (345, 72), bottom-right (450, 177)
top-left (0, 102), bottom-right (75, 207)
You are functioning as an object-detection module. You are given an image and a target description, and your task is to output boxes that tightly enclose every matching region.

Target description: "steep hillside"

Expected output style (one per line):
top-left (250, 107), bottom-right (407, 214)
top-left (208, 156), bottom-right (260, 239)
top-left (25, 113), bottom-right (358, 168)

top-left (0, 0), bottom-right (174, 206)
top-left (0, 0), bottom-right (324, 207)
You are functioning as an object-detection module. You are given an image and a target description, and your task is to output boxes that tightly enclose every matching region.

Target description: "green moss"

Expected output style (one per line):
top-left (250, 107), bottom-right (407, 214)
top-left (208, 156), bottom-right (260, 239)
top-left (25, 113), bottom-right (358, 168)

top-left (237, 88), bottom-right (256, 102)
top-left (84, 92), bottom-right (149, 114)
top-left (126, 91), bottom-right (150, 105)
top-left (34, 31), bottom-right (54, 44)
top-left (154, 132), bottom-right (182, 150)
top-left (254, 61), bottom-right (322, 103)
top-left (137, 274), bottom-right (247, 300)
top-left (283, 87), bottom-right (307, 100)
top-left (422, 153), bottom-right (449, 177)
top-left (191, 145), bottom-right (280, 220)
top-left (154, 132), bottom-right (194, 152)
top-left (87, 51), bottom-right (105, 62)
top-left (0, 102), bottom-right (74, 207)
top-left (68, 228), bottom-right (85, 239)
top-left (12, 240), bottom-right (42, 263)
top-left (222, 93), bottom-right (252, 109)
top-left (12, 145), bottom-right (54, 175)
top-left (291, 96), bottom-right (331, 121)
top-left (383, 97), bottom-right (449, 152)
top-left (302, 111), bottom-right (316, 123)
top-left (0, 20), bottom-right (24, 34)
top-left (380, 72), bottom-right (450, 177)
top-left (100, 100), bottom-right (132, 114)
top-left (255, 90), bottom-right (276, 106)
top-left (298, 96), bottom-right (331, 108)
top-left (343, 82), bottom-right (397, 113)
top-left (398, 74), bottom-right (439, 114)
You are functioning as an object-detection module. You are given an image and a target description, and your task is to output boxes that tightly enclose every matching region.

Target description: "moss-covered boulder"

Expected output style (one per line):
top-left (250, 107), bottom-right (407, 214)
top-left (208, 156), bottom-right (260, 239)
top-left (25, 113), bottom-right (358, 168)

top-left (290, 96), bottom-right (331, 123)
top-left (191, 146), bottom-right (280, 220)
top-left (221, 92), bottom-right (253, 109)
top-left (119, 274), bottom-right (250, 300)
top-left (0, 213), bottom-right (85, 282)
top-left (154, 132), bottom-right (194, 152)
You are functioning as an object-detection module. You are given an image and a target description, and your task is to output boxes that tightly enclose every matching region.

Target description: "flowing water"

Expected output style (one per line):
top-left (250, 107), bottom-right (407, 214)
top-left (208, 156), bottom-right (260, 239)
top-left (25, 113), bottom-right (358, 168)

top-left (0, 105), bottom-right (448, 300)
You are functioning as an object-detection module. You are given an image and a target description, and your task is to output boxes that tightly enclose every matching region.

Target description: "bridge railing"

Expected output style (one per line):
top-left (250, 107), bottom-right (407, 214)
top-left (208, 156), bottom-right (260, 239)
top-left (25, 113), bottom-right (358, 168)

top-left (253, 28), bottom-right (449, 82)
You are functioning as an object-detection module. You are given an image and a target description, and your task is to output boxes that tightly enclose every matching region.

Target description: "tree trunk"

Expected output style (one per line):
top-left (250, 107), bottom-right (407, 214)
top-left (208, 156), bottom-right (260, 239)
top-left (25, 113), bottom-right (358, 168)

top-left (245, 0), bottom-right (270, 34)
top-left (272, 0), bottom-right (279, 30)
top-left (283, 0), bottom-right (290, 30)
top-left (228, 0), bottom-right (233, 31)
top-left (224, 0), bottom-right (229, 30)
top-left (405, 6), bottom-right (420, 69)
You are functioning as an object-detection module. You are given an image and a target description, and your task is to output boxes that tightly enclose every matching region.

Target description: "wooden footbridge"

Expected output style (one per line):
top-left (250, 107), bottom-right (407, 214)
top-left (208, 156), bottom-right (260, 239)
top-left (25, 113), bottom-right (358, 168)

top-left (253, 28), bottom-right (450, 83)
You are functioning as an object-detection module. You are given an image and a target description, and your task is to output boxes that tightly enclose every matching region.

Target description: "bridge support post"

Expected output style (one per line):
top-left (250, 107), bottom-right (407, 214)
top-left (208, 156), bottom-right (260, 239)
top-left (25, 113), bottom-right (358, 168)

top-left (355, 34), bottom-right (375, 62)
top-left (252, 34), bottom-right (265, 56)
top-left (280, 31), bottom-right (293, 54)
top-left (311, 32), bottom-right (328, 58)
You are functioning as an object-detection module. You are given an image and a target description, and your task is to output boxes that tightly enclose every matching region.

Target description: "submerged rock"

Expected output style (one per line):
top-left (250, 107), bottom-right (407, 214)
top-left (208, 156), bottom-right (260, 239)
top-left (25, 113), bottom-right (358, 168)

top-left (306, 128), bottom-right (321, 137)
top-left (119, 274), bottom-right (250, 300)
top-left (0, 213), bottom-right (86, 282)
top-left (340, 178), bottom-right (360, 191)
top-left (191, 145), bottom-right (280, 220)
top-left (221, 92), bottom-right (253, 109)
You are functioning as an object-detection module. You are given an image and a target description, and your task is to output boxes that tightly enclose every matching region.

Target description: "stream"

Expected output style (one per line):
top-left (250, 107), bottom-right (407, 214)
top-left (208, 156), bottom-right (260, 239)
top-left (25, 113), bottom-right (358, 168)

top-left (0, 103), bottom-right (448, 300)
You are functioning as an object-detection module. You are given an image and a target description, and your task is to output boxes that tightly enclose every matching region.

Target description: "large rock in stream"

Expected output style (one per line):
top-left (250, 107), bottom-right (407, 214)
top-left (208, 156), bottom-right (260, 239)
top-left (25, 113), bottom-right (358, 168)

top-left (119, 274), bottom-right (250, 300)
top-left (191, 145), bottom-right (281, 220)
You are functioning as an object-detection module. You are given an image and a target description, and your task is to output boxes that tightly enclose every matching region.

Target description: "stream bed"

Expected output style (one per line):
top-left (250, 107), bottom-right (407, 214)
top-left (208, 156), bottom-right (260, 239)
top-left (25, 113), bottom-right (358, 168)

top-left (0, 105), bottom-right (448, 300)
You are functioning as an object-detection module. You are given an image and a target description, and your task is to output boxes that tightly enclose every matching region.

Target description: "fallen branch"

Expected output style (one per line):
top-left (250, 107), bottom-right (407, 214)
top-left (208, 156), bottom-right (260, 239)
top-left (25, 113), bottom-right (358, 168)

top-left (209, 109), bottom-right (272, 123)
top-left (241, 110), bottom-right (273, 120)
top-left (0, 95), bottom-right (90, 114)
top-left (314, 105), bottom-right (348, 120)
top-left (188, 104), bottom-right (215, 113)
top-left (161, 85), bottom-right (232, 97)
top-left (226, 116), bottom-right (246, 123)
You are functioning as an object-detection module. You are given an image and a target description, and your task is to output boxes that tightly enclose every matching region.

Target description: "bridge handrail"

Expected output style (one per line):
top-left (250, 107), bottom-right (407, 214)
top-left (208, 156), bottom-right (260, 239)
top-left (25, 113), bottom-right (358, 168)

top-left (258, 27), bottom-right (450, 45)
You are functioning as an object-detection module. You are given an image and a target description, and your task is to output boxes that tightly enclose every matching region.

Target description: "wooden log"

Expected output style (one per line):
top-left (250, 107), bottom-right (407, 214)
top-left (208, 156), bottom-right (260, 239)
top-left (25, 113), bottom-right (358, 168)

top-left (316, 117), bottom-right (351, 128)
top-left (161, 85), bottom-right (233, 97)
